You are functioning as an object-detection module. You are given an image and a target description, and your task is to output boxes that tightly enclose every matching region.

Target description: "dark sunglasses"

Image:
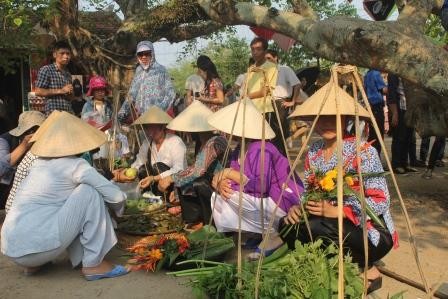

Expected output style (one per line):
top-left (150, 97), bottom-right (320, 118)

top-left (137, 51), bottom-right (152, 57)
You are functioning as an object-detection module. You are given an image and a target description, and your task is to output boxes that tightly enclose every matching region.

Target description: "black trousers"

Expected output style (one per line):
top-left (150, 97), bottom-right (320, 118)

top-left (368, 103), bottom-right (385, 157)
top-left (420, 136), bottom-right (446, 167)
top-left (178, 177), bottom-right (213, 224)
top-left (279, 216), bottom-right (393, 268)
top-left (138, 162), bottom-right (172, 198)
top-left (391, 109), bottom-right (414, 168)
top-left (266, 101), bottom-right (289, 156)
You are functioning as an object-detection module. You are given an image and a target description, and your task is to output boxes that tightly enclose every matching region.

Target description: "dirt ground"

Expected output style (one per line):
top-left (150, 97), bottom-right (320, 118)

top-left (1, 136), bottom-right (447, 299)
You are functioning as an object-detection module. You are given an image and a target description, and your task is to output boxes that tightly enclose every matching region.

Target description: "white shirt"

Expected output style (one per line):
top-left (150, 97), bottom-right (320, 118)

top-left (185, 74), bottom-right (205, 93)
top-left (273, 65), bottom-right (300, 99)
top-left (131, 133), bottom-right (187, 178)
top-left (234, 73), bottom-right (246, 97)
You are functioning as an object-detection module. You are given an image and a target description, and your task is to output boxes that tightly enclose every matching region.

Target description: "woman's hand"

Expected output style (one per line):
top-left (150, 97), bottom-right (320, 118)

top-left (217, 178), bottom-right (233, 200)
top-left (112, 168), bottom-right (135, 183)
top-left (158, 176), bottom-right (173, 192)
top-left (139, 176), bottom-right (154, 189)
top-left (281, 100), bottom-right (294, 108)
top-left (306, 200), bottom-right (341, 218)
top-left (285, 205), bottom-right (302, 225)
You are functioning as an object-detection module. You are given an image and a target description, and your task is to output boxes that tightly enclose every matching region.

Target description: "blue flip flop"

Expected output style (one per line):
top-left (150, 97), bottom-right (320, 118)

top-left (84, 265), bottom-right (129, 281)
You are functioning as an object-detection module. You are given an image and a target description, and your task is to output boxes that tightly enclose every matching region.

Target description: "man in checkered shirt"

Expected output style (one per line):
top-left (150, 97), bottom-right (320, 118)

top-left (35, 40), bottom-right (74, 116)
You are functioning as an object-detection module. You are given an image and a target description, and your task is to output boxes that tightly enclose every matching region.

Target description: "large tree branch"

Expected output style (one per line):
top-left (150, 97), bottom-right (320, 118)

top-left (198, 0), bottom-right (448, 98)
top-left (398, 0), bottom-right (434, 30)
top-left (164, 21), bottom-right (226, 43)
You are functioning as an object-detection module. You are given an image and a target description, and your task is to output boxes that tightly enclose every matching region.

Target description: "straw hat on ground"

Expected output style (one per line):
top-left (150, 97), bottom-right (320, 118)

top-left (29, 110), bottom-right (61, 143)
top-left (207, 99), bottom-right (275, 140)
top-left (31, 111), bottom-right (107, 158)
top-left (167, 100), bottom-right (214, 132)
top-left (289, 82), bottom-right (370, 119)
top-left (9, 111), bottom-right (45, 137)
top-left (132, 106), bottom-right (172, 125)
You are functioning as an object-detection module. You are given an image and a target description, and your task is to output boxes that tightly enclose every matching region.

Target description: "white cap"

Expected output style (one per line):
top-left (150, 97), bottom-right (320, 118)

top-left (136, 44), bottom-right (151, 53)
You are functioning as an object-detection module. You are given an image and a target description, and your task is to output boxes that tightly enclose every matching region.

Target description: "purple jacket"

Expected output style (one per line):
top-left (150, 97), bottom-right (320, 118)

top-left (229, 141), bottom-right (303, 212)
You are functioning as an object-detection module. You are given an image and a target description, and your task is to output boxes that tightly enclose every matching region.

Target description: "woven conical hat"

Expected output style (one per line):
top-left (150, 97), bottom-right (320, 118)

top-left (132, 106), bottom-right (172, 125)
top-left (289, 82), bottom-right (370, 119)
top-left (208, 99), bottom-right (275, 139)
top-left (31, 111), bottom-right (107, 157)
top-left (29, 110), bottom-right (62, 143)
top-left (167, 100), bottom-right (214, 132)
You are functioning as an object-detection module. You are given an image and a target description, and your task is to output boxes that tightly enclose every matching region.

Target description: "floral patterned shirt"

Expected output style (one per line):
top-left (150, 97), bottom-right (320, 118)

top-left (305, 138), bottom-right (398, 247)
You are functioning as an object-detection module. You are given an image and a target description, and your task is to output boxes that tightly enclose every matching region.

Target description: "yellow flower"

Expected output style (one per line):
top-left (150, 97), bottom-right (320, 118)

top-left (319, 177), bottom-right (335, 191)
top-left (148, 249), bottom-right (163, 261)
top-left (345, 176), bottom-right (354, 186)
top-left (325, 169), bottom-right (337, 180)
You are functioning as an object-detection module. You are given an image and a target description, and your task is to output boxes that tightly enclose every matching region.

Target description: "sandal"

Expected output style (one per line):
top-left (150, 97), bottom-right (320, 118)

top-left (84, 265), bottom-right (129, 281)
top-left (183, 222), bottom-right (204, 233)
top-left (167, 206), bottom-right (181, 215)
top-left (367, 276), bottom-right (382, 294)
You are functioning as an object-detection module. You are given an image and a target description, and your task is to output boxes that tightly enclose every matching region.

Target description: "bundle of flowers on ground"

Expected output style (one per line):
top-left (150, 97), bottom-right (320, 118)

top-left (127, 226), bottom-right (234, 272)
top-left (281, 168), bottom-right (385, 237)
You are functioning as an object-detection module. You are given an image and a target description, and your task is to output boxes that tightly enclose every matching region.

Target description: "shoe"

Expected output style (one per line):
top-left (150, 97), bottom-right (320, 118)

top-left (393, 167), bottom-right (406, 174)
top-left (84, 265), bottom-right (129, 281)
top-left (435, 160), bottom-right (445, 167)
top-left (411, 160), bottom-right (426, 168)
top-left (422, 169), bottom-right (433, 179)
top-left (405, 167), bottom-right (418, 173)
top-left (247, 244), bottom-right (283, 261)
top-left (242, 237), bottom-right (262, 249)
top-left (183, 222), bottom-right (203, 233)
top-left (367, 276), bottom-right (382, 294)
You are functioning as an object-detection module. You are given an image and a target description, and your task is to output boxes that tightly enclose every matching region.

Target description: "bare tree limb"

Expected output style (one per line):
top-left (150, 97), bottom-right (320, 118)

top-left (398, 0), bottom-right (434, 30)
top-left (164, 21), bottom-right (226, 43)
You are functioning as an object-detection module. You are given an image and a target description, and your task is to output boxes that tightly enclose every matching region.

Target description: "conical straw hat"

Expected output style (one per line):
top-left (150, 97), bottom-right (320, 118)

top-left (132, 106), bottom-right (172, 125)
top-left (29, 110), bottom-right (62, 143)
top-left (207, 99), bottom-right (275, 140)
top-left (289, 82), bottom-right (370, 119)
top-left (167, 100), bottom-right (214, 132)
top-left (31, 111), bottom-right (107, 158)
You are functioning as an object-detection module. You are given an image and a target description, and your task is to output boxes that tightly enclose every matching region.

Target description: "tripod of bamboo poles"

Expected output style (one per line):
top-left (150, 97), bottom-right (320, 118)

top-left (251, 64), bottom-right (431, 298)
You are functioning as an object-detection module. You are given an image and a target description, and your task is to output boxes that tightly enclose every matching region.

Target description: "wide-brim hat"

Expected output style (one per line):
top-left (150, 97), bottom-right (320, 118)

top-left (289, 82), bottom-right (370, 119)
top-left (29, 110), bottom-right (61, 143)
top-left (31, 111), bottom-right (107, 158)
top-left (167, 100), bottom-right (214, 132)
top-left (207, 99), bottom-right (275, 140)
top-left (9, 111), bottom-right (46, 137)
top-left (132, 106), bottom-right (173, 125)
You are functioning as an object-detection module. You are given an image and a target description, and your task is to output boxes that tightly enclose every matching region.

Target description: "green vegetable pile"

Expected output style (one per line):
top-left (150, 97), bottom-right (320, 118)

top-left (168, 240), bottom-right (363, 298)
top-left (124, 198), bottom-right (163, 215)
top-left (117, 212), bottom-right (183, 235)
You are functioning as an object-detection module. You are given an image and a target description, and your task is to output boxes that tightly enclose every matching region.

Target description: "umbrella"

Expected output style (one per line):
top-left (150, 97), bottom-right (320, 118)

top-left (363, 0), bottom-right (396, 21)
top-left (295, 66), bottom-right (320, 92)
top-left (249, 26), bottom-right (295, 52)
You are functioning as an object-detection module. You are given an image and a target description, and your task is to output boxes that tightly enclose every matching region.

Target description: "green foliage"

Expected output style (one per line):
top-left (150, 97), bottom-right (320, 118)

top-left (424, 14), bottom-right (448, 45)
top-left (171, 240), bottom-right (364, 298)
top-left (168, 60), bottom-right (196, 94)
top-left (0, 0), bottom-right (52, 73)
top-left (388, 290), bottom-right (407, 299)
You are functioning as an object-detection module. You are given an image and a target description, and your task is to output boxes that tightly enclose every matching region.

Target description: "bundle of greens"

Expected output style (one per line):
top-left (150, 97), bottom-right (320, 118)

top-left (124, 198), bottom-right (164, 215)
top-left (168, 240), bottom-right (363, 298)
top-left (127, 226), bottom-right (234, 272)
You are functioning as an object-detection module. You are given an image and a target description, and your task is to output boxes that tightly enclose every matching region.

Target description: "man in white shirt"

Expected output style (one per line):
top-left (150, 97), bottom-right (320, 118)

top-left (265, 49), bottom-right (303, 150)
top-left (185, 73), bottom-right (205, 106)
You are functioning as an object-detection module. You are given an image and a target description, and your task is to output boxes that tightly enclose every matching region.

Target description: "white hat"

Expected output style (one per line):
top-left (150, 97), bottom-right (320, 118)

top-left (31, 111), bottom-right (107, 158)
top-left (29, 110), bottom-right (61, 143)
top-left (132, 106), bottom-right (173, 125)
top-left (136, 44), bottom-right (151, 53)
top-left (207, 99), bottom-right (275, 139)
top-left (167, 100), bottom-right (214, 132)
top-left (289, 82), bottom-right (370, 119)
top-left (9, 111), bottom-right (45, 136)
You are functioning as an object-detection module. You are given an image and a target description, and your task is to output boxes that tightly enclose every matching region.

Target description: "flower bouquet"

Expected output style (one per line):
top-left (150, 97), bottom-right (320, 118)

top-left (127, 226), bottom-right (234, 272)
top-left (280, 168), bottom-right (385, 237)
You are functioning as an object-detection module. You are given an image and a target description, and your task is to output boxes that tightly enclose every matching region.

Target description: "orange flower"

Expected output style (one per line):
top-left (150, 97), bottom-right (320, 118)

top-left (345, 176), bottom-right (354, 186)
top-left (319, 177), bottom-right (335, 191)
top-left (148, 248), bottom-right (163, 261)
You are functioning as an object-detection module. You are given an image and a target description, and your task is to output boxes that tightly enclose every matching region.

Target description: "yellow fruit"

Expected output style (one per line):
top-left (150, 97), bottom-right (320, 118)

top-left (124, 168), bottom-right (137, 179)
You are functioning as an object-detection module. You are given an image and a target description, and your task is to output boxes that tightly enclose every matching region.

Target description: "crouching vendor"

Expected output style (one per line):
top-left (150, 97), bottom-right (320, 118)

top-left (158, 101), bottom-right (227, 230)
top-left (1, 111), bottom-right (129, 280)
top-left (115, 106), bottom-right (186, 200)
